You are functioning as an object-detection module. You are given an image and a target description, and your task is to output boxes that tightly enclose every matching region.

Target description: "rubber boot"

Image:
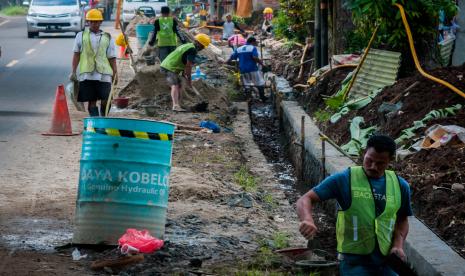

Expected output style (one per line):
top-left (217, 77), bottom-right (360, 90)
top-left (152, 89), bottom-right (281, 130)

top-left (258, 86), bottom-right (267, 102)
top-left (88, 106), bottom-right (100, 117)
top-left (100, 104), bottom-right (109, 117)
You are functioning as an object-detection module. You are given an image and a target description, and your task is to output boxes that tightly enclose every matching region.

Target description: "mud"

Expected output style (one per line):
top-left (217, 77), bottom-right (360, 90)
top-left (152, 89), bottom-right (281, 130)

top-left (249, 99), bottom-right (337, 258)
top-left (300, 65), bottom-right (465, 257)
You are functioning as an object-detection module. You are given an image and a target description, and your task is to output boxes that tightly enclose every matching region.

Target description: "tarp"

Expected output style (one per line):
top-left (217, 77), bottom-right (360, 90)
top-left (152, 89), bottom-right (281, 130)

top-left (236, 0), bottom-right (253, 17)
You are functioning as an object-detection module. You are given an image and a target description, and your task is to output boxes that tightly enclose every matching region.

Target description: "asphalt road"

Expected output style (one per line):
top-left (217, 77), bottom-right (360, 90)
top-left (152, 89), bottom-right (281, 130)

top-left (0, 16), bottom-right (76, 137)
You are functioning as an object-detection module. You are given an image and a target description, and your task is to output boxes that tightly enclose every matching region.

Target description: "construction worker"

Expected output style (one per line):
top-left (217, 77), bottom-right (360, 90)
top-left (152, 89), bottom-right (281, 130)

top-left (296, 135), bottom-right (412, 275)
top-left (160, 33), bottom-right (210, 112)
top-left (222, 13), bottom-right (245, 40)
top-left (227, 37), bottom-right (267, 102)
top-left (147, 6), bottom-right (186, 62)
top-left (70, 9), bottom-right (117, 117)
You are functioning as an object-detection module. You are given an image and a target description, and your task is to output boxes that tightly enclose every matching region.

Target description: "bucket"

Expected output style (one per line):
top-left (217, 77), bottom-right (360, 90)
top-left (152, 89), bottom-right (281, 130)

top-left (114, 97), bottom-right (129, 109)
top-left (135, 24), bottom-right (154, 47)
top-left (73, 118), bottom-right (175, 244)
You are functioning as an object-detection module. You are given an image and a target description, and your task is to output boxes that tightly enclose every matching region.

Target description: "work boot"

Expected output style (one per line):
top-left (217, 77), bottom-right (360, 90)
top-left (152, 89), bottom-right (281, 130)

top-left (258, 87), bottom-right (268, 102)
top-left (100, 104), bottom-right (108, 117)
top-left (88, 106), bottom-right (99, 117)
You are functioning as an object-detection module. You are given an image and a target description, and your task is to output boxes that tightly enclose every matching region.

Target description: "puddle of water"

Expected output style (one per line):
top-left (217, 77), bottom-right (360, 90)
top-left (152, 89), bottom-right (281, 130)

top-left (0, 218), bottom-right (72, 252)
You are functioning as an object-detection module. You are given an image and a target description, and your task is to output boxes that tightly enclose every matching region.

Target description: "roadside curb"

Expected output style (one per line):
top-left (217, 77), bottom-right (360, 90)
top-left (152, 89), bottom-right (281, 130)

top-left (279, 100), bottom-right (465, 275)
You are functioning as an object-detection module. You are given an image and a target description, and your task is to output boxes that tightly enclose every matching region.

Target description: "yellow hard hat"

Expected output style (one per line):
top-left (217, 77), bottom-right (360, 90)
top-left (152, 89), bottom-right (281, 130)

top-left (86, 9), bottom-right (103, 21)
top-left (195, 33), bottom-right (211, 48)
top-left (263, 7), bottom-right (273, 14)
top-left (183, 21), bottom-right (189, 28)
top-left (115, 33), bottom-right (127, 47)
top-left (186, 16), bottom-right (191, 22)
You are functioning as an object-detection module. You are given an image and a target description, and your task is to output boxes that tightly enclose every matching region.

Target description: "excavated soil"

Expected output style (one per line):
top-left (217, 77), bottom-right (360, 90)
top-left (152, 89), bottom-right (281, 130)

top-left (301, 65), bottom-right (465, 257)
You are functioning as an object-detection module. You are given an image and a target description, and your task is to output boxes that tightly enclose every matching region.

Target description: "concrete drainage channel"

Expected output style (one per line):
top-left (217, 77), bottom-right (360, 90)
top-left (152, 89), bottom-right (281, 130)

top-left (263, 71), bottom-right (465, 275)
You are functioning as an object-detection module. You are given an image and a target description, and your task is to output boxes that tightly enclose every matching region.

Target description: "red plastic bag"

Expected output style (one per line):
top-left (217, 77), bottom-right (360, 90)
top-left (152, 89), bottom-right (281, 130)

top-left (118, 229), bottom-right (164, 254)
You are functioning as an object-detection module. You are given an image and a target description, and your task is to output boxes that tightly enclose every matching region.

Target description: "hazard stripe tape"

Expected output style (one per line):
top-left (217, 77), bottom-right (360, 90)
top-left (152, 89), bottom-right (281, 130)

top-left (84, 127), bottom-right (173, 141)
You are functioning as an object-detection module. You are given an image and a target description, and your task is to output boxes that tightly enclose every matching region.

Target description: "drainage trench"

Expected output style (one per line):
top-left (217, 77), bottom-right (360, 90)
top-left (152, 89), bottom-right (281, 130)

top-left (248, 99), bottom-right (337, 257)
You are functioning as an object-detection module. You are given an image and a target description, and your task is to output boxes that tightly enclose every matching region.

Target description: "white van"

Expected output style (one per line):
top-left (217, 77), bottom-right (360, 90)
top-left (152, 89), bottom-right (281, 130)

top-left (24, 0), bottom-right (85, 38)
top-left (121, 0), bottom-right (167, 30)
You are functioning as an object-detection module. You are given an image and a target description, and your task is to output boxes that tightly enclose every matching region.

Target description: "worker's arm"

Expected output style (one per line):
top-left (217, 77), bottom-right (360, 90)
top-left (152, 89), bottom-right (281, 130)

top-left (390, 215), bottom-right (409, 260)
top-left (109, 57), bottom-right (117, 82)
top-left (184, 60), bottom-right (194, 87)
top-left (148, 20), bottom-right (160, 46)
top-left (296, 190), bottom-right (320, 240)
top-left (233, 21), bottom-right (245, 34)
top-left (252, 47), bottom-right (264, 66)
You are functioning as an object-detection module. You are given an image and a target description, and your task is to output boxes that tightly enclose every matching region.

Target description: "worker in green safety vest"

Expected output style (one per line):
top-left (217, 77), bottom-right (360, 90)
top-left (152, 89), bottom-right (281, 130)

top-left (70, 9), bottom-right (117, 117)
top-left (296, 135), bottom-right (413, 275)
top-left (160, 33), bottom-right (210, 112)
top-left (147, 6), bottom-right (186, 62)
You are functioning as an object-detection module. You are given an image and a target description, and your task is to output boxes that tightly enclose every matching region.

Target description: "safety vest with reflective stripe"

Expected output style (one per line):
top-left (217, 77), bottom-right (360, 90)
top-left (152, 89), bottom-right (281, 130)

top-left (157, 17), bottom-right (177, 47)
top-left (160, 43), bottom-right (195, 73)
top-left (336, 166), bottom-right (401, 256)
top-left (79, 30), bottom-right (113, 75)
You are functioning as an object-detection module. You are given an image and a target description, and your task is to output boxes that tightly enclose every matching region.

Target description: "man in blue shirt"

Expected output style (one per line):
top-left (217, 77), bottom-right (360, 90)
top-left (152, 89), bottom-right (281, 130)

top-left (227, 37), bottom-right (267, 102)
top-left (296, 135), bottom-right (412, 275)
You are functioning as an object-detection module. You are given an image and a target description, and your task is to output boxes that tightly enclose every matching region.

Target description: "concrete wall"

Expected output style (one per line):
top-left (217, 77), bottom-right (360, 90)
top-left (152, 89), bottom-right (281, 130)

top-left (279, 100), bottom-right (465, 275)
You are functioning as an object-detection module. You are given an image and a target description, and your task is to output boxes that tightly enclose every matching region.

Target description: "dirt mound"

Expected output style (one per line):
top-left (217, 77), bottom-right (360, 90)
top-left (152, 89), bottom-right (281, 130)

top-left (124, 15), bottom-right (153, 37)
top-left (119, 65), bottom-right (230, 114)
top-left (320, 66), bottom-right (465, 145)
top-left (394, 146), bottom-right (465, 256)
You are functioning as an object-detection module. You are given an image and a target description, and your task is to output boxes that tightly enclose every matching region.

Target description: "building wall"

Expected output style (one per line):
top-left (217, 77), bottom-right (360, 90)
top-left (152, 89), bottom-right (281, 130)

top-left (252, 0), bottom-right (279, 11)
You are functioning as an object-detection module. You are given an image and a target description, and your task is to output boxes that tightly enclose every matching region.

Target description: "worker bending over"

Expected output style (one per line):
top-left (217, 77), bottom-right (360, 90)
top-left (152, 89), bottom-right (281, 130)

top-left (71, 9), bottom-right (117, 117)
top-left (148, 6), bottom-right (186, 62)
top-left (160, 34), bottom-right (210, 112)
top-left (227, 37), bottom-right (267, 102)
top-left (296, 135), bottom-right (412, 275)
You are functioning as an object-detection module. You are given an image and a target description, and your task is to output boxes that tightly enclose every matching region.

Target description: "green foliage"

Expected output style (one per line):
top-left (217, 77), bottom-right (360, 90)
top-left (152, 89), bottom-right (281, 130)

top-left (234, 166), bottom-right (257, 192)
top-left (345, 0), bottom-right (458, 51)
top-left (1, 5), bottom-right (28, 16)
top-left (273, 0), bottom-right (314, 42)
top-left (232, 15), bottom-right (245, 25)
top-left (271, 232), bottom-right (290, 249)
top-left (313, 109), bottom-right (332, 122)
top-left (262, 193), bottom-right (277, 208)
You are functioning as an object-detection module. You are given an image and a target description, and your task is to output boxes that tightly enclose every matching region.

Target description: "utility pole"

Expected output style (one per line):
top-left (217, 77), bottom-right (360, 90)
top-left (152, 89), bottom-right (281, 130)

top-left (314, 0), bottom-right (321, 69)
top-left (209, 0), bottom-right (215, 19)
top-left (320, 0), bottom-right (328, 66)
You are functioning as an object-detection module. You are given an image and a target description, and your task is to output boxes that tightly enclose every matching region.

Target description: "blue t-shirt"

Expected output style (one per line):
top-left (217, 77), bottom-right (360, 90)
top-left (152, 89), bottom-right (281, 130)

top-left (229, 44), bottom-right (259, 73)
top-left (313, 168), bottom-right (413, 264)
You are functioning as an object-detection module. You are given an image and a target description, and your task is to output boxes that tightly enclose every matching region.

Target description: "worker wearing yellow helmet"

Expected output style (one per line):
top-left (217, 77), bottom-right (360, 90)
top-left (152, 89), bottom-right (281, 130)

top-left (160, 33), bottom-right (210, 111)
top-left (263, 7), bottom-right (273, 14)
top-left (70, 8), bottom-right (117, 117)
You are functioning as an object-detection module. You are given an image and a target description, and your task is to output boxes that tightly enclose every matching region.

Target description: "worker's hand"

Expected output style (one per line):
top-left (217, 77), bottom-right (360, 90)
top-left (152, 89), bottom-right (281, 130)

top-left (69, 72), bottom-right (77, 82)
top-left (390, 246), bottom-right (406, 261)
top-left (299, 219), bottom-right (318, 240)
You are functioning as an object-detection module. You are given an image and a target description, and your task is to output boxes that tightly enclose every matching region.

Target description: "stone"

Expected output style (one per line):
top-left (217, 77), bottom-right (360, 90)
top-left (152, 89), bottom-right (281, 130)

top-left (451, 183), bottom-right (464, 192)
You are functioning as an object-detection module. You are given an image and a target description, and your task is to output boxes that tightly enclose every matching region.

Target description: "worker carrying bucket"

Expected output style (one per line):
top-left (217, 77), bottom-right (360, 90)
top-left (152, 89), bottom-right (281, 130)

top-left (70, 9), bottom-right (117, 117)
top-left (296, 135), bottom-right (413, 275)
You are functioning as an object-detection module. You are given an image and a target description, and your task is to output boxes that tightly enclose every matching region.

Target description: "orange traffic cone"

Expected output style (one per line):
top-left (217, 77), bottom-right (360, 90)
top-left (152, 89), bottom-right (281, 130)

top-left (42, 84), bottom-right (79, 136)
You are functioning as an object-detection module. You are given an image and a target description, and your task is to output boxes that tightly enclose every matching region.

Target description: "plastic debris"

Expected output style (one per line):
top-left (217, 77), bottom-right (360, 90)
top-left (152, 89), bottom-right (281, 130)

top-left (72, 248), bottom-right (88, 261)
top-left (118, 229), bottom-right (164, 254)
top-left (199, 120), bottom-right (221, 133)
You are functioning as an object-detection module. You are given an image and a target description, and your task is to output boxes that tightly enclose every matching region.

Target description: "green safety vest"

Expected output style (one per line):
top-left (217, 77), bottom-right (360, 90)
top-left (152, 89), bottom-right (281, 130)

top-left (160, 43), bottom-right (195, 73)
top-left (336, 166), bottom-right (401, 256)
top-left (157, 17), bottom-right (177, 47)
top-left (79, 30), bottom-right (113, 75)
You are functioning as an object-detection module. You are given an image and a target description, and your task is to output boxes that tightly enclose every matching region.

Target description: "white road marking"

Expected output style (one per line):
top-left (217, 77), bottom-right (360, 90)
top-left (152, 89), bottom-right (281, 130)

top-left (0, 20), bottom-right (10, 27)
top-left (40, 40), bottom-right (48, 44)
top-left (6, 60), bottom-right (18, 67)
top-left (25, 48), bottom-right (36, 55)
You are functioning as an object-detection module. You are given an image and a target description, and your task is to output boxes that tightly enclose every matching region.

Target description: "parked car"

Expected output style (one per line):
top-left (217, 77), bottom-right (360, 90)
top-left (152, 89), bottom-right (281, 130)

top-left (121, 0), bottom-right (167, 30)
top-left (23, 0), bottom-right (86, 38)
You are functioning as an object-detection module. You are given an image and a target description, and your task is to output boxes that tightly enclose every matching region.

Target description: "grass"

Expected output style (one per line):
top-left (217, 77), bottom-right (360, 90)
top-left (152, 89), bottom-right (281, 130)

top-left (271, 231), bottom-right (290, 249)
top-left (262, 193), bottom-right (278, 209)
top-left (0, 6), bottom-right (28, 16)
top-left (234, 165), bottom-right (258, 192)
